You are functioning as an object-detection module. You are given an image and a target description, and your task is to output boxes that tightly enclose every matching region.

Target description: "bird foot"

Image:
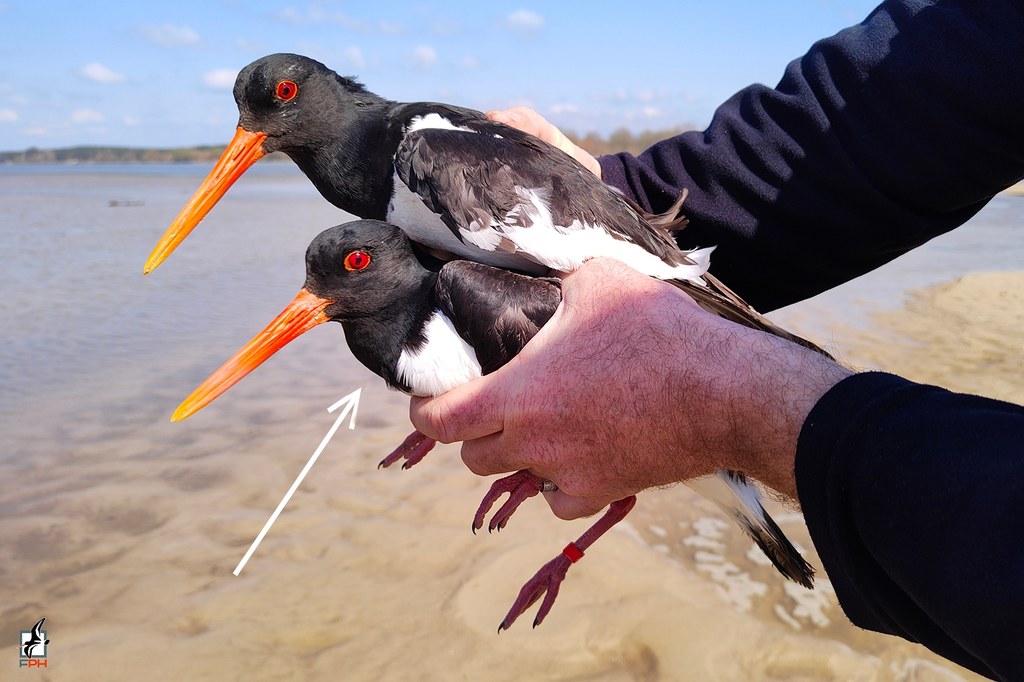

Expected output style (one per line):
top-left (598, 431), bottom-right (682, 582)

top-left (473, 470), bottom-right (546, 534)
top-left (497, 496), bottom-right (637, 632)
top-left (498, 548), bottom-right (577, 631)
top-left (379, 430), bottom-right (436, 470)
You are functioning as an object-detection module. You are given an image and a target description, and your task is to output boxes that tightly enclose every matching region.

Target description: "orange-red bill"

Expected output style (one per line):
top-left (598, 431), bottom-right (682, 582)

top-left (171, 289), bottom-right (332, 422)
top-left (144, 126), bottom-right (268, 274)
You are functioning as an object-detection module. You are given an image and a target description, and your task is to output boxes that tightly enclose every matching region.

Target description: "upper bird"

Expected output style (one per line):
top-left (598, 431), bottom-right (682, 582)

top-left (144, 52), bottom-right (708, 280)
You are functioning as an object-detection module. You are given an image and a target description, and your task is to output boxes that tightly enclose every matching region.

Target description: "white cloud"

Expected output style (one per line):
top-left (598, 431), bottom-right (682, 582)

top-left (549, 103), bottom-right (579, 115)
top-left (140, 23), bottom-right (199, 47)
top-left (458, 56), bottom-right (480, 70)
top-left (0, 109), bottom-right (17, 124)
top-left (79, 62), bottom-right (125, 84)
top-left (203, 68), bottom-right (238, 90)
top-left (641, 106), bottom-right (662, 118)
top-left (123, 116), bottom-right (141, 127)
top-left (72, 109), bottom-right (105, 123)
top-left (343, 46), bottom-right (366, 70)
top-left (410, 45), bottom-right (437, 70)
top-left (504, 9), bottom-right (545, 35)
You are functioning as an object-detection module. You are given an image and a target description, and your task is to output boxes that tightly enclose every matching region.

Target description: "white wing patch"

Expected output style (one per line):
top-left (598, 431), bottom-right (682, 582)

top-left (499, 186), bottom-right (712, 282)
top-left (396, 311), bottom-right (482, 397)
top-left (406, 113), bottom-right (475, 134)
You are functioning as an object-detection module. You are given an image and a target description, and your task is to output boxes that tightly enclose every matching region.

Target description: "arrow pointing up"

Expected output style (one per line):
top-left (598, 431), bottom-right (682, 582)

top-left (233, 388), bottom-right (363, 576)
top-left (328, 387), bottom-right (360, 430)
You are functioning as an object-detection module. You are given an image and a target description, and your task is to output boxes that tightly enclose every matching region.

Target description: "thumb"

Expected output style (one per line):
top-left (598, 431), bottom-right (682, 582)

top-left (409, 373), bottom-right (507, 444)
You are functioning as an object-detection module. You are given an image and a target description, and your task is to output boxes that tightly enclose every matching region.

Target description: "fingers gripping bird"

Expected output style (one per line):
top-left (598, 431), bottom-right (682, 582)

top-left (172, 220), bottom-right (815, 630)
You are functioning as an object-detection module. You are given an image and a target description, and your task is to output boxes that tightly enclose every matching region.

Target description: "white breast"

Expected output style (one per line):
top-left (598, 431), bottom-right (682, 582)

top-left (396, 311), bottom-right (483, 397)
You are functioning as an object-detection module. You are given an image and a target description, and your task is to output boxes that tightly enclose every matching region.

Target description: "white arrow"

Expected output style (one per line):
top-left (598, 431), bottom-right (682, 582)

top-left (233, 388), bottom-right (362, 576)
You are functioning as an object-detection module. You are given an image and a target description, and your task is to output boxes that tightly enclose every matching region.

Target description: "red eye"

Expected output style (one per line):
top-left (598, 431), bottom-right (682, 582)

top-left (344, 250), bottom-right (371, 271)
top-left (275, 80), bottom-right (298, 101)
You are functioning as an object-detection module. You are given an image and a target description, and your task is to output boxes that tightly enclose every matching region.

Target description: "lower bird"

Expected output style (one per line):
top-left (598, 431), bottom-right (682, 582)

top-left (172, 219), bottom-right (815, 629)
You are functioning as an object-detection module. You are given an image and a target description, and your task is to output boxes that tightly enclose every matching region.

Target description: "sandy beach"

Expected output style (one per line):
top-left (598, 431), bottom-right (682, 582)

top-left (1, 167), bottom-right (1019, 681)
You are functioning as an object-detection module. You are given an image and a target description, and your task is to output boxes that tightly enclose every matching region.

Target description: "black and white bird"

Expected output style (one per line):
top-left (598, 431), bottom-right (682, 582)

top-left (145, 52), bottom-right (707, 282)
top-left (171, 219), bottom-right (814, 629)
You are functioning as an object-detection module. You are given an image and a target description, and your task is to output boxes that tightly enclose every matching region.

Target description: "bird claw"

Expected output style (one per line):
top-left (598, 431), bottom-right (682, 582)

top-left (379, 430), bottom-right (435, 470)
top-left (495, 496), bottom-right (638, 632)
top-left (498, 554), bottom-right (572, 632)
top-left (472, 470), bottom-right (546, 534)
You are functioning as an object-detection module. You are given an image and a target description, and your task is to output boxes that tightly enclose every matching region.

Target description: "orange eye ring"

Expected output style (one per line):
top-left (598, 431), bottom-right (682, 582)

top-left (344, 250), bottom-right (371, 271)
top-left (275, 80), bottom-right (298, 101)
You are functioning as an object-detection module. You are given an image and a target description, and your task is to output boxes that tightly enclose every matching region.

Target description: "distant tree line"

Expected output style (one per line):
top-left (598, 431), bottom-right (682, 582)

top-left (0, 126), bottom-right (693, 164)
top-left (566, 126), bottom-right (693, 156)
top-left (0, 145), bottom-right (229, 164)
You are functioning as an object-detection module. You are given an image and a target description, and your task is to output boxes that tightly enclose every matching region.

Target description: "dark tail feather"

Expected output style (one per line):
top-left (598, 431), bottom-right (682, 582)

top-left (621, 187), bottom-right (690, 236)
top-left (735, 504), bottom-right (815, 589)
top-left (643, 187), bottom-right (690, 233)
top-left (689, 473), bottom-right (814, 588)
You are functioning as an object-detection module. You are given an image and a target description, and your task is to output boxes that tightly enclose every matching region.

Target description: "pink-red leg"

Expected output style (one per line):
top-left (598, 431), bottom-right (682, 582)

top-left (378, 430), bottom-right (436, 470)
top-left (472, 470), bottom-right (546, 534)
top-left (498, 495), bottom-right (637, 632)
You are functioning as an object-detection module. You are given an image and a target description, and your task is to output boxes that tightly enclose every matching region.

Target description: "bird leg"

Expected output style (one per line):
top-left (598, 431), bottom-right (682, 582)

top-left (498, 495), bottom-right (637, 632)
top-left (473, 470), bottom-right (548, 534)
top-left (378, 430), bottom-right (436, 470)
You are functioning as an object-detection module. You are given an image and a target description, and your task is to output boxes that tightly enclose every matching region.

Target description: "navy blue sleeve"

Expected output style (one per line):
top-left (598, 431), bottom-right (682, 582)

top-left (795, 373), bottom-right (1024, 681)
top-left (599, 0), bottom-right (1024, 312)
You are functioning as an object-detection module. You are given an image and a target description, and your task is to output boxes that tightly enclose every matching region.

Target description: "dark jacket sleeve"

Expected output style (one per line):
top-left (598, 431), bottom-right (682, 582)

top-left (795, 372), bottom-right (1024, 681)
top-left (598, 0), bottom-right (1024, 312)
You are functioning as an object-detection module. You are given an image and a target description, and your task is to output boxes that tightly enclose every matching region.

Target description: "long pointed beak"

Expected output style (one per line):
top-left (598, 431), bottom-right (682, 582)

top-left (171, 289), bottom-right (332, 422)
top-left (144, 126), bottom-right (268, 275)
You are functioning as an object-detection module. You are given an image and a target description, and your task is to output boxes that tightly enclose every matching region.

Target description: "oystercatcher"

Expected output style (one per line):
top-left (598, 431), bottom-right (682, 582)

top-left (171, 219), bottom-right (814, 629)
top-left (145, 52), bottom-right (706, 281)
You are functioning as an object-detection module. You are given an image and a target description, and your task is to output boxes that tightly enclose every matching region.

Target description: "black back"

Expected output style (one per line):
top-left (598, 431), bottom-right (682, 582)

top-left (435, 261), bottom-right (561, 375)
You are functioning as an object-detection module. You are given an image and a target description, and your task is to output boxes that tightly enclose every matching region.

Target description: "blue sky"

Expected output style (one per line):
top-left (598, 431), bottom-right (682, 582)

top-left (0, 1), bottom-right (883, 152)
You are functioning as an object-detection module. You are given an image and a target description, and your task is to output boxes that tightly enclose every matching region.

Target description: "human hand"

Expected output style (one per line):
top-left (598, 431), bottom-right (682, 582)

top-left (486, 106), bottom-right (603, 178)
top-left (410, 258), bottom-right (850, 519)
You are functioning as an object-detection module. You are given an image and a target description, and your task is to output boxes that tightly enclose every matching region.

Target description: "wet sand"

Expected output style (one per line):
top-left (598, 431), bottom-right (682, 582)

top-left (2, 168), bottom-right (1018, 680)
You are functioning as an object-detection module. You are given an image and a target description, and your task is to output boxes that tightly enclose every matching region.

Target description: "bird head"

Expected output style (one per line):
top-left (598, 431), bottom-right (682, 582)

top-left (143, 53), bottom-right (374, 275)
top-left (170, 220), bottom-right (428, 421)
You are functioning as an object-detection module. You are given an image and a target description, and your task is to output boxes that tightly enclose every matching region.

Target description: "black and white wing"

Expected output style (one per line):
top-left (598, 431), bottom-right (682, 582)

top-left (391, 104), bottom-right (711, 282)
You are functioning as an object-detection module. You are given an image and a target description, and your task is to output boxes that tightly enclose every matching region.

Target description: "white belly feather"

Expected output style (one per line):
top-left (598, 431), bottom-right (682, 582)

top-left (396, 312), bottom-right (482, 397)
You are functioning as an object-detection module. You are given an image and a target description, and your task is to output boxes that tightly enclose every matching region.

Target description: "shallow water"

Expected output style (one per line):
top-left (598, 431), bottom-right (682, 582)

top-left (2, 165), bottom-right (1017, 680)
